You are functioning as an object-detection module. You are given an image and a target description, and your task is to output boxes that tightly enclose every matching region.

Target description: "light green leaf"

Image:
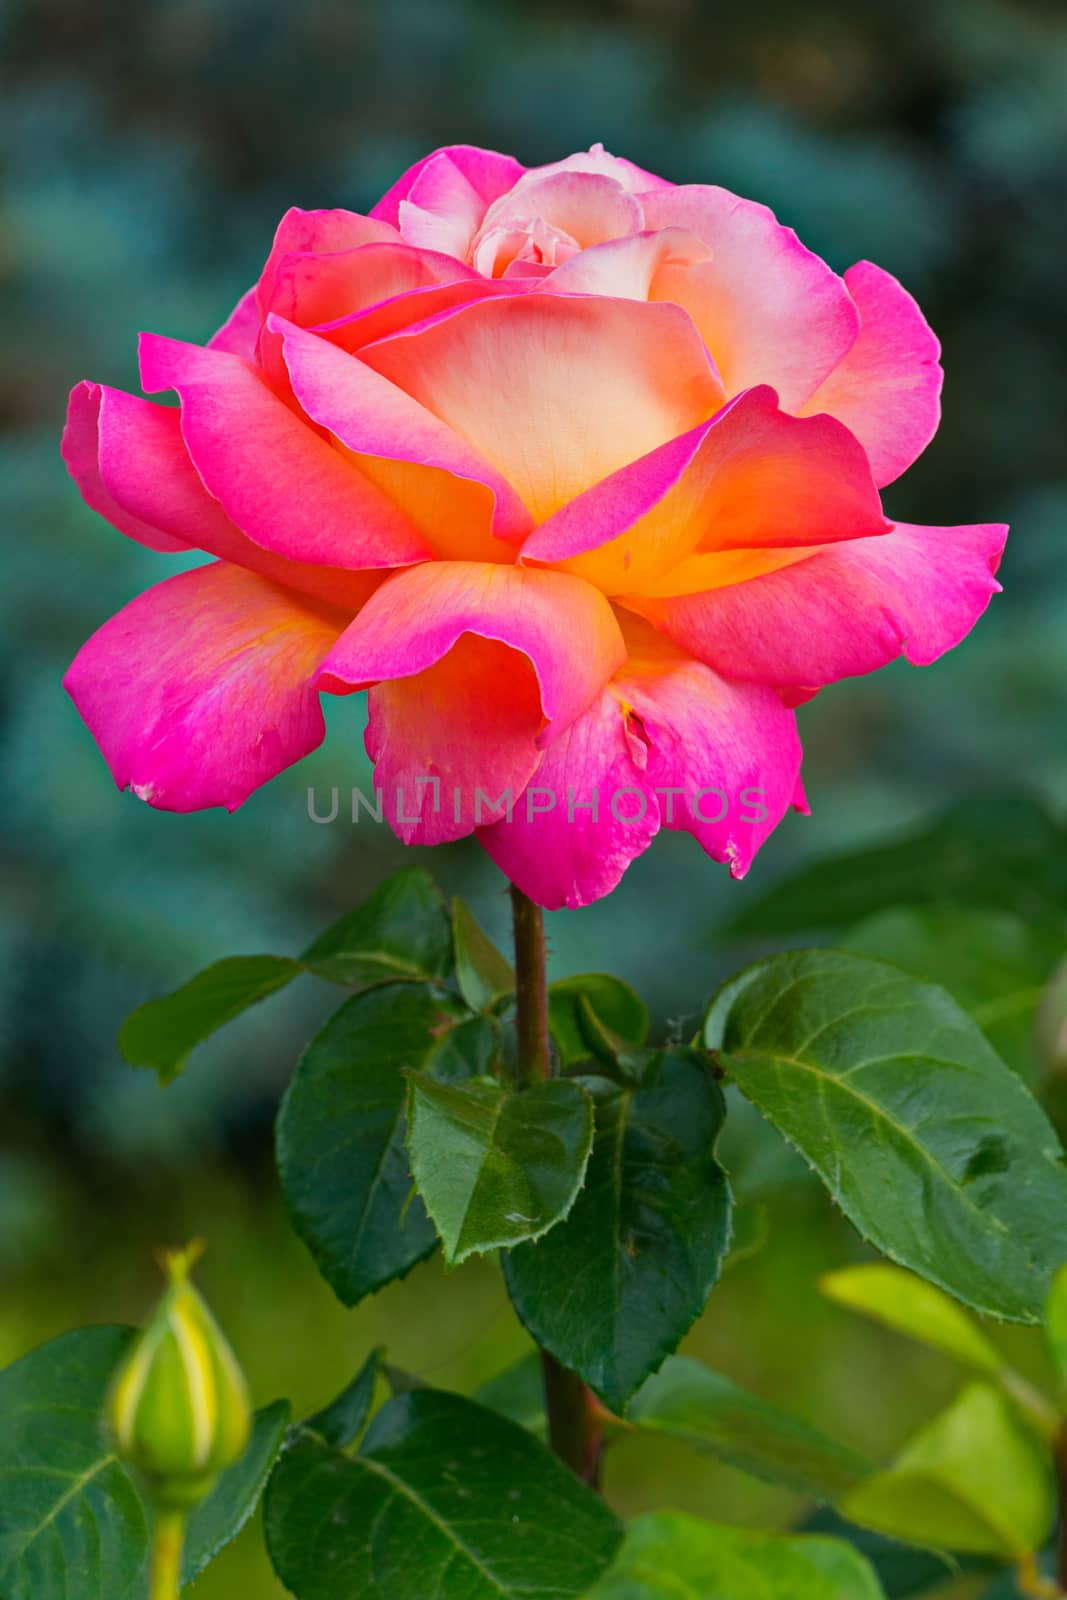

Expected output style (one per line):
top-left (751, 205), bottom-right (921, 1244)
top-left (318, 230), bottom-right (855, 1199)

top-left (843, 1385), bottom-right (1054, 1559)
top-left (723, 792), bottom-right (1067, 939)
top-left (1045, 1264), bottom-right (1067, 1393)
top-left (302, 1350), bottom-right (380, 1451)
top-left (264, 1388), bottom-right (621, 1600)
top-left (119, 955), bottom-right (301, 1084)
top-left (705, 950), bottom-right (1067, 1321)
top-left (548, 974), bottom-right (650, 1068)
top-left (0, 1327), bottom-right (149, 1600)
top-left (182, 1399), bottom-right (291, 1584)
top-left (405, 1075), bottom-right (594, 1264)
top-left (821, 1264), bottom-right (1004, 1375)
top-left (844, 906), bottom-right (1061, 1080)
top-left (505, 1050), bottom-right (732, 1411)
top-left (629, 1355), bottom-right (871, 1501)
top-left (452, 897), bottom-right (514, 1012)
top-left (300, 866), bottom-right (453, 988)
top-left (277, 984), bottom-right (494, 1304)
top-left (586, 1512), bottom-right (888, 1600)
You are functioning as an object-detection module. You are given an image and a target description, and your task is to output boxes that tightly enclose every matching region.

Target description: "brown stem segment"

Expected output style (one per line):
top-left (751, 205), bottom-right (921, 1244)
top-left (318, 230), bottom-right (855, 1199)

top-left (509, 883), bottom-right (604, 1490)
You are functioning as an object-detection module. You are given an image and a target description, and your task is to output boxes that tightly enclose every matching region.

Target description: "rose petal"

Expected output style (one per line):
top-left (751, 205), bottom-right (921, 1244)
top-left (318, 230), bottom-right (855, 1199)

top-left (65, 562), bottom-right (346, 812)
top-left (800, 261), bottom-right (943, 488)
top-left (208, 286), bottom-right (260, 360)
top-left (62, 382), bottom-right (186, 553)
top-left (257, 207), bottom-right (397, 310)
top-left (371, 144), bottom-right (525, 229)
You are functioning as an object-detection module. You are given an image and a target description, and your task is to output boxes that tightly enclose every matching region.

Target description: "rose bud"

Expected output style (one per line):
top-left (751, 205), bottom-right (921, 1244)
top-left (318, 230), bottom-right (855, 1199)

top-left (107, 1242), bottom-right (251, 1507)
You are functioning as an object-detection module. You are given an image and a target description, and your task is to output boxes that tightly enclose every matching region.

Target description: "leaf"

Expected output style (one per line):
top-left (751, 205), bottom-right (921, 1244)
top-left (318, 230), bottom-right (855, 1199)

top-left (585, 1512), bottom-right (888, 1600)
top-left (800, 1510), bottom-right (976, 1598)
top-left (300, 866), bottom-right (453, 988)
top-left (723, 792), bottom-right (1067, 939)
top-left (705, 950), bottom-right (1067, 1321)
top-left (842, 1385), bottom-right (1055, 1559)
top-left (0, 1326), bottom-right (149, 1600)
top-left (629, 1355), bottom-right (871, 1501)
top-left (119, 954), bottom-right (301, 1084)
top-left (405, 1075), bottom-right (594, 1264)
top-left (821, 1264), bottom-right (1004, 1375)
top-left (474, 1353), bottom-right (546, 1437)
top-left (277, 984), bottom-right (494, 1305)
top-left (452, 897), bottom-right (514, 1012)
top-left (844, 906), bottom-right (1061, 1080)
top-left (548, 974), bottom-right (650, 1068)
top-left (264, 1388), bottom-right (621, 1600)
top-left (504, 1049), bottom-right (732, 1411)
top-left (303, 1349), bottom-right (380, 1451)
top-left (182, 1399), bottom-right (291, 1583)
top-left (1045, 1264), bottom-right (1067, 1394)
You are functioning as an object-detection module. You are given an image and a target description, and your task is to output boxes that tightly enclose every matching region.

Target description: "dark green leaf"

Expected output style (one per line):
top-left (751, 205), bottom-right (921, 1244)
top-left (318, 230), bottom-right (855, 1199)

top-left (705, 950), bottom-right (1067, 1321)
top-left (723, 792), bottom-right (1067, 939)
top-left (119, 955), bottom-right (301, 1084)
top-left (182, 1400), bottom-right (291, 1584)
top-left (452, 897), bottom-right (514, 1012)
top-left (548, 974), bottom-right (650, 1068)
top-left (630, 1356), bottom-right (871, 1501)
top-left (300, 866), bottom-right (453, 988)
top-left (801, 1509), bottom-right (973, 1598)
top-left (276, 984), bottom-right (491, 1305)
top-left (842, 1385), bottom-right (1054, 1558)
top-left (844, 906), bottom-right (1060, 1080)
top-left (264, 1388), bottom-right (621, 1599)
top-left (302, 1350), bottom-right (380, 1451)
top-left (0, 1326), bottom-right (149, 1600)
top-left (505, 1049), bottom-right (732, 1411)
top-left (585, 1512), bottom-right (888, 1599)
top-left (406, 1075), bottom-right (594, 1264)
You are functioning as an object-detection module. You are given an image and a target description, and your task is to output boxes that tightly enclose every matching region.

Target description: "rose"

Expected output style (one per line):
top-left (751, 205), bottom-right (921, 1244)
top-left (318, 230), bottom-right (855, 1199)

top-left (62, 142), bottom-right (1006, 909)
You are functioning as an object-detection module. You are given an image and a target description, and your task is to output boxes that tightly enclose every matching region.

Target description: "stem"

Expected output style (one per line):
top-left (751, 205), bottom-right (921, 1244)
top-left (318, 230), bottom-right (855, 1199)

top-left (509, 883), bottom-right (604, 1490)
top-left (150, 1507), bottom-right (186, 1600)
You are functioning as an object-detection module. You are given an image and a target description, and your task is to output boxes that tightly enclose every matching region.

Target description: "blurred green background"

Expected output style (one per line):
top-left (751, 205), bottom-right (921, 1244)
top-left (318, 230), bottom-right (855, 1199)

top-left (2, 0), bottom-right (1066, 1593)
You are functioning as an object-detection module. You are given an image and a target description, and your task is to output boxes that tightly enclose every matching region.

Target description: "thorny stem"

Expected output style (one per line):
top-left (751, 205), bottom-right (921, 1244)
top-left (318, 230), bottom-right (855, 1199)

top-left (149, 1508), bottom-right (186, 1600)
top-left (509, 883), bottom-right (604, 1489)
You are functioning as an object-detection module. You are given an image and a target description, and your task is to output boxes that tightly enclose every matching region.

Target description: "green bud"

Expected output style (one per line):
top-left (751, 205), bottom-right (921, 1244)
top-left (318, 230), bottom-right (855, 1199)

top-left (107, 1242), bottom-right (251, 1508)
top-left (1036, 956), bottom-right (1067, 1078)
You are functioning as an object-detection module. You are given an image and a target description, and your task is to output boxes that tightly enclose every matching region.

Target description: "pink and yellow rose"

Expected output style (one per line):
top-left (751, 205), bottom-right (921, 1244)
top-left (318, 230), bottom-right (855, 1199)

top-left (63, 143), bottom-right (1006, 908)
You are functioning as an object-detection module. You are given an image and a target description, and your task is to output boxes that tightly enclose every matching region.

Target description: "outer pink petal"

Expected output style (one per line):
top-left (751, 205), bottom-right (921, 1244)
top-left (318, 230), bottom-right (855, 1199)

top-left (77, 382), bottom-right (381, 611)
top-left (371, 145), bottom-right (525, 228)
top-left (139, 335), bottom-right (430, 570)
top-left (271, 315), bottom-right (532, 553)
top-left (359, 293), bottom-right (726, 522)
top-left (642, 185), bottom-right (860, 410)
top-left (478, 690), bottom-right (660, 910)
top-left (313, 277), bottom-right (523, 356)
top-left (614, 618), bottom-right (803, 877)
top-left (256, 208), bottom-right (397, 310)
top-left (800, 261), bottom-right (943, 488)
top-left (62, 382), bottom-right (186, 553)
top-left (64, 562), bottom-right (347, 812)
top-left (520, 385), bottom-right (888, 595)
top-left (638, 520), bottom-right (1008, 688)
top-left (208, 286), bottom-right (261, 360)
top-left (318, 562), bottom-right (626, 730)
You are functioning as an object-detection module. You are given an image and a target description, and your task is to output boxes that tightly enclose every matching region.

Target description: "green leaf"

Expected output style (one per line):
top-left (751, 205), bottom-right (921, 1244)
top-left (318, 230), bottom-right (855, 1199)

top-left (405, 1075), bottom-right (594, 1264)
top-left (452, 897), bottom-right (514, 1012)
top-left (586, 1513), bottom-right (888, 1600)
top-left (844, 907), bottom-right (1061, 1080)
top-left (1045, 1264), bottom-right (1067, 1394)
top-left (723, 791), bottom-right (1067, 938)
top-left (0, 1326), bottom-right (149, 1600)
top-left (277, 984), bottom-right (494, 1305)
top-left (629, 1355), bottom-right (871, 1501)
top-left (505, 1049), bottom-right (732, 1411)
top-left (843, 1385), bottom-right (1055, 1559)
top-left (264, 1388), bottom-right (621, 1599)
top-left (303, 1350), bottom-right (380, 1451)
top-left (300, 866), bottom-right (453, 988)
top-left (474, 1353), bottom-right (546, 1437)
top-left (119, 955), bottom-right (301, 1084)
top-left (705, 950), bottom-right (1067, 1322)
top-left (821, 1264), bottom-right (1004, 1375)
top-left (548, 974), bottom-right (650, 1068)
top-left (182, 1399), bottom-right (291, 1584)
top-left (801, 1510), bottom-right (973, 1598)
